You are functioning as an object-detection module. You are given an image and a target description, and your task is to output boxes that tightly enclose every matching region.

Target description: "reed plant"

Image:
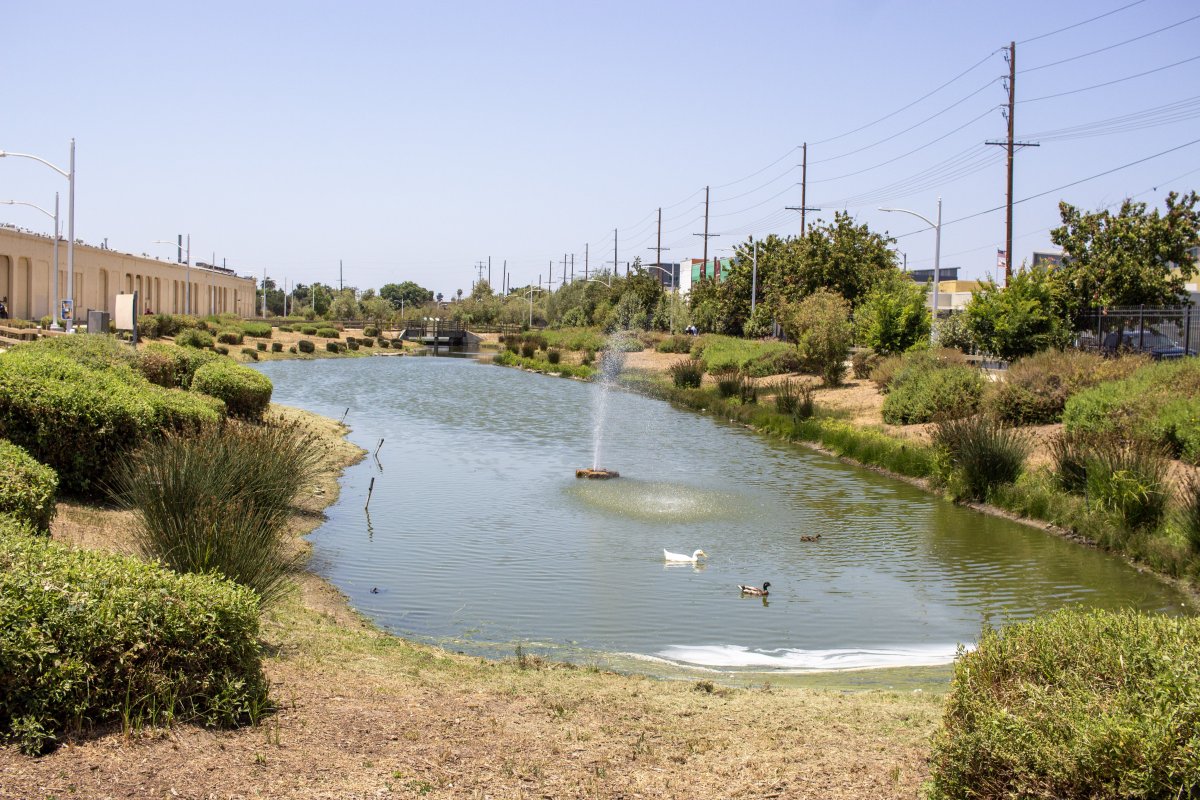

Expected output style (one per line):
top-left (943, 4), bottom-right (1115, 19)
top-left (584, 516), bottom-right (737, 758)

top-left (736, 372), bottom-right (757, 404)
top-left (1178, 473), bottom-right (1200, 553)
top-left (1084, 438), bottom-right (1170, 531)
top-left (668, 358), bottom-right (704, 389)
top-left (716, 374), bottom-right (740, 398)
top-left (1048, 430), bottom-right (1091, 494)
top-left (932, 415), bottom-right (1030, 501)
top-left (113, 418), bottom-right (325, 606)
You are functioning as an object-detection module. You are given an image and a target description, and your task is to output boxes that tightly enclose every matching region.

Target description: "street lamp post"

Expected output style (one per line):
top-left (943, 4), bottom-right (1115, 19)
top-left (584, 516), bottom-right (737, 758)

top-left (153, 236), bottom-right (191, 314)
top-left (1, 195), bottom-right (60, 326)
top-left (0, 140), bottom-right (76, 331)
top-left (644, 262), bottom-right (677, 333)
top-left (524, 286), bottom-right (545, 328)
top-left (880, 197), bottom-right (942, 344)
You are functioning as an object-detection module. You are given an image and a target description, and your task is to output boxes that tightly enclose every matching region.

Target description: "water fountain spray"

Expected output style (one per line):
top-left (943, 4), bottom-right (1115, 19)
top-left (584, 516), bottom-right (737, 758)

top-left (576, 334), bottom-right (628, 479)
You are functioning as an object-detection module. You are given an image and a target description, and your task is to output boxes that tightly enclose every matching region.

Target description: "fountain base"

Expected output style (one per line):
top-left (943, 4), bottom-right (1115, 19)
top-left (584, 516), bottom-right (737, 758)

top-left (576, 468), bottom-right (620, 480)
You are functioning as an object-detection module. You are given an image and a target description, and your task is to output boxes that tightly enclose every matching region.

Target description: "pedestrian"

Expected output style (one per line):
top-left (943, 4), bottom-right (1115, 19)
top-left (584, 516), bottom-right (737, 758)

top-left (0, 296), bottom-right (8, 320)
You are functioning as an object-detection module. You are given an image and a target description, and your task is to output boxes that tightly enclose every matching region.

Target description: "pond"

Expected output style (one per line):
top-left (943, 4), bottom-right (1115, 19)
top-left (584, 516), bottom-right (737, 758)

top-left (258, 355), bottom-right (1190, 684)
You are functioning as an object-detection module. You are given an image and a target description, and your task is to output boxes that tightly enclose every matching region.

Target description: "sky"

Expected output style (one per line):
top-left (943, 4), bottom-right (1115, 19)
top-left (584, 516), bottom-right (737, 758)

top-left (2, 0), bottom-right (1199, 298)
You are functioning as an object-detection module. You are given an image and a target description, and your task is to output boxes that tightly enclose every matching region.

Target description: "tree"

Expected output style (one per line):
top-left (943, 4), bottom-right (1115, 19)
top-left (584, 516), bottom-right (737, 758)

top-left (855, 270), bottom-right (930, 354)
top-left (1050, 191), bottom-right (1200, 324)
top-left (380, 281), bottom-right (434, 310)
top-left (329, 289), bottom-right (360, 320)
top-left (780, 289), bottom-right (853, 386)
top-left (360, 295), bottom-right (393, 331)
top-left (771, 212), bottom-right (896, 309)
top-left (965, 266), bottom-right (1071, 360)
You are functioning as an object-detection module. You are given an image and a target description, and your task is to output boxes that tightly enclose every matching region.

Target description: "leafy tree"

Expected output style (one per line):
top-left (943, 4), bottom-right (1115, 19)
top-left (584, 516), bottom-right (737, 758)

top-left (329, 289), bottom-right (360, 320)
top-left (965, 266), bottom-right (1071, 360)
top-left (855, 270), bottom-right (930, 355)
top-left (771, 212), bottom-right (896, 309)
top-left (1050, 191), bottom-right (1200, 323)
top-left (470, 280), bottom-right (494, 301)
top-left (360, 295), bottom-right (393, 331)
top-left (380, 281), bottom-right (434, 310)
top-left (781, 289), bottom-right (853, 386)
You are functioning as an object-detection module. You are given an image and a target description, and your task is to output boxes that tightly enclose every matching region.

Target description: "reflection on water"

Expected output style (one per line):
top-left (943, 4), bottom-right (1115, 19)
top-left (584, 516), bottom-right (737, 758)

top-left (258, 356), bottom-right (1191, 681)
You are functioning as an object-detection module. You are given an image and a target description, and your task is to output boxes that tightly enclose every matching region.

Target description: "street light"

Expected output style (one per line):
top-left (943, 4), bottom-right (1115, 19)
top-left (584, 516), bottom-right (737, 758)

top-left (0, 140), bottom-right (76, 331)
top-left (880, 196), bottom-right (942, 344)
top-left (152, 236), bottom-right (191, 314)
top-left (1, 195), bottom-right (61, 327)
top-left (644, 262), bottom-right (678, 333)
top-left (523, 286), bottom-right (545, 327)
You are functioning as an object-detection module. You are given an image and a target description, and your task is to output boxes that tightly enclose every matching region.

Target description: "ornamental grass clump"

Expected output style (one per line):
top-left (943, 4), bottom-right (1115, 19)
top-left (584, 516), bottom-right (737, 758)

top-left (1085, 437), bottom-right (1170, 531)
top-left (0, 516), bottom-right (269, 755)
top-left (932, 415), bottom-right (1029, 502)
top-left (927, 608), bottom-right (1200, 800)
top-left (1179, 473), bottom-right (1200, 553)
top-left (669, 358), bottom-right (705, 389)
top-left (113, 418), bottom-right (324, 607)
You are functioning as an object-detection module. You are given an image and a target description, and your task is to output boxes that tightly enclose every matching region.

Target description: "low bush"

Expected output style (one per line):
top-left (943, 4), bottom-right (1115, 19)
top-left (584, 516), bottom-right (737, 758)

top-left (192, 360), bottom-right (272, 420)
top-left (1179, 473), bottom-right (1200, 553)
top-left (288, 345), bottom-right (298, 354)
top-left (0, 441), bottom-right (57, 532)
top-left (737, 373), bottom-right (757, 404)
top-left (542, 328), bottom-right (607, 353)
top-left (345, 336), bottom-right (357, 345)
top-left (716, 374), bottom-right (740, 398)
top-left (851, 349), bottom-right (881, 380)
top-left (520, 342), bottom-right (537, 358)
top-left (932, 415), bottom-right (1029, 501)
top-left (547, 349), bottom-right (562, 365)
top-left (135, 345), bottom-right (178, 387)
top-left (0, 346), bottom-right (222, 494)
top-left (604, 334), bottom-right (644, 353)
top-left (271, 341), bottom-right (283, 353)
top-left (215, 345), bottom-right (229, 355)
top-left (0, 517), bottom-right (269, 755)
top-left (491, 349), bottom-right (595, 379)
top-left (347, 340), bottom-right (360, 351)
top-left (987, 350), bottom-right (1145, 425)
top-left (581, 349), bottom-right (595, 366)
top-left (316, 327), bottom-right (339, 339)
top-left (378, 338), bottom-right (390, 348)
top-left (669, 359), bottom-right (705, 388)
top-left (175, 328), bottom-right (213, 349)
top-left (781, 289), bottom-right (852, 387)
top-left (241, 347), bottom-right (259, 360)
top-left (882, 360), bottom-right (985, 425)
top-left (216, 330), bottom-right (243, 345)
top-left (1085, 438), bottom-right (1170, 531)
top-left (299, 325), bottom-right (318, 335)
top-left (21, 334), bottom-right (137, 371)
top-left (772, 379), bottom-right (813, 419)
top-left (363, 325), bottom-right (379, 337)
top-left (277, 324), bottom-right (293, 333)
top-left (297, 339), bottom-right (315, 354)
top-left (240, 321), bottom-right (271, 339)
top-left (136, 314), bottom-right (161, 339)
top-left (255, 341), bottom-right (267, 352)
top-left (1049, 430), bottom-right (1091, 494)
top-left (743, 347), bottom-right (804, 378)
top-left (360, 336), bottom-right (374, 347)
top-left (326, 341), bottom-right (341, 353)
top-left (390, 338), bottom-right (403, 348)
top-left (927, 609), bottom-right (1200, 800)
top-left (656, 335), bottom-right (693, 354)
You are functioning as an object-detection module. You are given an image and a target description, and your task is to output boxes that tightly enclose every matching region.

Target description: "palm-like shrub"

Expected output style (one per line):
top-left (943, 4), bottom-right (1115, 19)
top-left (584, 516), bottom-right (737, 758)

top-left (1085, 438), bottom-right (1170, 531)
top-left (669, 358), bottom-right (704, 388)
top-left (933, 415), bottom-right (1030, 501)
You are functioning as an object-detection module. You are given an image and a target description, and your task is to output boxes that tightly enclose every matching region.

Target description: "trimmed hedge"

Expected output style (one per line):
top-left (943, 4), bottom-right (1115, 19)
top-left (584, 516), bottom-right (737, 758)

top-left (240, 321), bottom-right (272, 339)
top-left (326, 341), bottom-right (341, 353)
top-left (137, 342), bottom-right (220, 389)
top-left (0, 442), bottom-right (57, 533)
top-left (316, 327), bottom-right (340, 339)
top-left (271, 341), bottom-right (283, 352)
top-left (928, 609), bottom-right (1200, 799)
top-left (216, 330), bottom-right (244, 345)
top-left (0, 347), bottom-right (223, 494)
top-left (191, 360), bottom-right (273, 420)
top-left (175, 328), bottom-right (214, 349)
top-left (297, 339), bottom-right (315, 354)
top-left (0, 518), bottom-right (269, 754)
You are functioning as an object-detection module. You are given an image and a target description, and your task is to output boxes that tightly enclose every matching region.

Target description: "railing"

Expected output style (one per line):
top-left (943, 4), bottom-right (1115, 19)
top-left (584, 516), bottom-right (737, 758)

top-left (1074, 306), bottom-right (1198, 360)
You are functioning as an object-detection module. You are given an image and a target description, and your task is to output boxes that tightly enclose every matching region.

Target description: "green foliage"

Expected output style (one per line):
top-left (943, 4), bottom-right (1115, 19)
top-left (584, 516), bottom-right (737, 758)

top-left (546, 349), bottom-right (561, 365)
top-left (882, 356), bottom-right (985, 425)
top-left (965, 266), bottom-right (1072, 360)
top-left (761, 214), bottom-right (897, 310)
top-left (932, 415), bottom-right (1029, 501)
top-left (0, 344), bottom-right (222, 494)
top-left (299, 325), bottom-right (318, 335)
top-left (216, 330), bottom-right (244, 345)
top-left (928, 609), bottom-right (1200, 800)
top-left (1051, 191), bottom-right (1200, 325)
top-left (363, 325), bottom-right (379, 337)
top-left (1063, 358), bottom-right (1200, 461)
top-left (214, 345), bottom-right (229, 356)
top-left (656, 335), bottom-right (693, 354)
top-left (490, 349), bottom-right (594, 379)
top-left (20, 334), bottom-right (138, 371)
top-left (0, 517), bottom-right (269, 755)
top-left (1179, 474), bottom-right (1200, 553)
top-left (716, 374), bottom-right (740, 398)
top-left (347, 340), bottom-right (360, 351)
top-left (380, 280), bottom-right (434, 310)
top-left (316, 327), bottom-right (339, 339)
top-left (271, 341), bottom-right (283, 353)
top-left (0, 441), bottom-right (57, 532)
top-left (780, 289), bottom-right (852, 386)
top-left (359, 336), bottom-right (374, 347)
top-left (241, 347), bottom-right (260, 360)
top-left (933, 312), bottom-right (974, 353)
top-left (773, 379), bottom-right (814, 420)
top-left (191, 360), bottom-right (273, 420)
top-left (669, 359), bottom-right (705, 388)
top-left (240, 321), bottom-right (272, 338)
top-left (325, 341), bottom-right (341, 353)
top-left (175, 328), bottom-right (214, 349)
top-left (851, 349), bottom-right (881, 380)
top-left (1085, 439), bottom-right (1170, 531)
top-left (854, 271), bottom-right (929, 354)
top-left (742, 304), bottom-right (774, 339)
top-left (297, 339), bottom-right (315, 354)
top-left (987, 350), bottom-right (1146, 425)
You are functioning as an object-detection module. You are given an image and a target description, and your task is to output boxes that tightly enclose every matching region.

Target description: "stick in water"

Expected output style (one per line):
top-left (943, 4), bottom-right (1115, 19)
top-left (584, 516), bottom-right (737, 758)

top-left (340, 407), bottom-right (350, 424)
top-left (364, 476), bottom-right (375, 510)
top-left (375, 438), bottom-right (385, 456)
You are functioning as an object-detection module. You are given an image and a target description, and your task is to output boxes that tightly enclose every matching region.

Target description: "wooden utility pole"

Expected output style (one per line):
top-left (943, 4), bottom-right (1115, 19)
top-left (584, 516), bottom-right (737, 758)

top-left (613, 229), bottom-right (618, 278)
top-left (584, 243), bottom-right (589, 281)
top-left (786, 142), bottom-right (821, 237)
top-left (488, 256), bottom-right (491, 289)
top-left (693, 186), bottom-right (719, 280)
top-left (987, 41), bottom-right (1038, 284)
top-left (655, 207), bottom-right (663, 273)
top-left (561, 253), bottom-right (567, 286)
top-left (570, 253), bottom-right (574, 282)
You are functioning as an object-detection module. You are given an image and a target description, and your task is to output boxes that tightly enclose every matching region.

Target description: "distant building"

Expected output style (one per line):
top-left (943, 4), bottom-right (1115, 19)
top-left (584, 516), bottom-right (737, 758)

top-left (677, 257), bottom-right (733, 295)
top-left (647, 262), bottom-right (681, 290)
top-left (1031, 251), bottom-right (1064, 269)
top-left (906, 267), bottom-right (959, 284)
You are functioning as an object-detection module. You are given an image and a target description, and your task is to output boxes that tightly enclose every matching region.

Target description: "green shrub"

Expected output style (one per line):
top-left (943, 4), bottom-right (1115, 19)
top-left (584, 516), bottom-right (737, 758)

top-left (347, 340), bottom-right (360, 351)
top-left (1049, 430), bottom-right (1092, 494)
top-left (316, 327), bottom-right (339, 339)
top-left (669, 359), bottom-right (705, 388)
top-left (378, 338), bottom-right (390, 348)
top-left (175, 328), bottom-right (213, 349)
top-left (216, 330), bottom-right (243, 345)
top-left (345, 336), bottom-right (357, 345)
top-left (300, 325), bottom-right (318, 335)
top-left (360, 336), bottom-right (374, 347)
top-left (1085, 439), bottom-right (1170, 531)
top-left (240, 321), bottom-right (271, 339)
top-left (934, 312), bottom-right (974, 353)
top-left (391, 338), bottom-right (403, 348)
top-left (928, 609), bottom-right (1200, 800)
top-left (781, 290), bottom-right (852, 387)
top-left (214, 345), bottom-right (228, 355)
top-left (604, 335), bottom-right (644, 353)
top-left (0, 518), bottom-right (269, 755)
top-left (0, 441), bottom-right (57, 532)
top-left (363, 326), bottom-right (379, 337)
top-left (241, 347), bottom-right (259, 361)
top-left (19, 334), bottom-right (137, 371)
top-left (656, 335), bottom-right (693, 354)
top-left (964, 266), bottom-right (1072, 360)
top-left (716, 374), bottom-right (740, 398)
top-left (288, 345), bottom-right (297, 354)
top-left (271, 341), bottom-right (283, 353)
top-left (987, 350), bottom-right (1146, 425)
top-left (773, 379), bottom-right (813, 419)
top-left (277, 324), bottom-right (293, 333)
top-left (255, 341), bottom-right (267, 352)
top-left (869, 353), bottom-right (905, 392)
top-left (882, 361), bottom-right (985, 425)
top-left (851, 349), bottom-right (880, 380)
top-left (297, 339), bottom-right (315, 354)
top-left (737, 373), bottom-right (757, 404)
top-left (932, 415), bottom-right (1029, 501)
top-left (1178, 473), bottom-right (1200, 553)
top-left (136, 314), bottom-right (161, 339)
top-left (520, 342), bottom-right (537, 358)
top-left (191, 360), bottom-right (272, 420)
top-left (547, 349), bottom-right (562, 365)
top-left (0, 348), bottom-right (222, 494)
top-left (854, 270), bottom-right (929, 355)
top-left (113, 420), bottom-right (323, 607)
top-left (135, 346), bottom-right (178, 387)
top-left (743, 347), bottom-right (804, 378)
top-left (38, 316), bottom-right (51, 330)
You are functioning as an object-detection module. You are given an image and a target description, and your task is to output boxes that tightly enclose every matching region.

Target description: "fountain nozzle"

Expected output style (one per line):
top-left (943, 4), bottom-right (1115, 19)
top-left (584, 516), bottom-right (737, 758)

top-left (576, 468), bottom-right (620, 480)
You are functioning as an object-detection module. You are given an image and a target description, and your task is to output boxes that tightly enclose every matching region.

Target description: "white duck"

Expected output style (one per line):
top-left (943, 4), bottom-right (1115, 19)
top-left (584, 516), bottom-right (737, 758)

top-left (663, 548), bottom-right (707, 563)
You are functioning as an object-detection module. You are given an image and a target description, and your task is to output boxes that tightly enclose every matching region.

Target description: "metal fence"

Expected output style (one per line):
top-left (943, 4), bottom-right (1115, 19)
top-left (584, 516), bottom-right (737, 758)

top-left (1074, 306), bottom-right (1198, 360)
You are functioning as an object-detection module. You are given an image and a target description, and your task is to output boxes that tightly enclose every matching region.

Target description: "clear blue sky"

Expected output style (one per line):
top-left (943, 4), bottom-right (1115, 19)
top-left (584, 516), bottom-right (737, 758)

top-left (3, 0), bottom-right (1198, 297)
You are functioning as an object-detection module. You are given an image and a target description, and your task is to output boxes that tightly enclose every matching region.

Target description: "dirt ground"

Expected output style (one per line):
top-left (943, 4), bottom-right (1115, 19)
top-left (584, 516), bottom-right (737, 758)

top-left (0, 405), bottom-right (943, 800)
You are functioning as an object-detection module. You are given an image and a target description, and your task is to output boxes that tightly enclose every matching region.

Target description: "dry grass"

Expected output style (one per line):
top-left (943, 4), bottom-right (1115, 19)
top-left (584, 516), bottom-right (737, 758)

top-left (1, 404), bottom-right (943, 799)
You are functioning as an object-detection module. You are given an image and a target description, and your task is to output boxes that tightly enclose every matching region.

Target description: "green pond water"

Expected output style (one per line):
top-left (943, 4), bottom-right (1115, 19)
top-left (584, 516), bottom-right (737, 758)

top-left (257, 355), bottom-right (1190, 687)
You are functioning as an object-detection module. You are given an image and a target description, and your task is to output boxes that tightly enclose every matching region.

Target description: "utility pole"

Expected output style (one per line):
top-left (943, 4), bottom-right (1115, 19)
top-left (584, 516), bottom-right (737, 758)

top-left (613, 229), bottom-right (618, 278)
top-left (655, 207), bottom-right (663, 275)
top-left (585, 243), bottom-right (589, 281)
top-left (693, 186), bottom-right (719, 280)
top-left (339, 260), bottom-right (343, 292)
top-left (561, 253), bottom-right (567, 287)
top-left (488, 256), bottom-right (492, 289)
top-left (785, 144), bottom-right (821, 237)
top-left (987, 41), bottom-right (1038, 285)
top-left (547, 260), bottom-right (556, 290)
top-left (502, 259), bottom-right (507, 295)
top-left (570, 253), bottom-right (574, 282)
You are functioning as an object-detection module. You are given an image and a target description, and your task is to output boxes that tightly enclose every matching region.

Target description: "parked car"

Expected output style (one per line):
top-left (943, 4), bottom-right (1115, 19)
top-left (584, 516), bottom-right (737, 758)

top-left (1101, 329), bottom-right (1196, 360)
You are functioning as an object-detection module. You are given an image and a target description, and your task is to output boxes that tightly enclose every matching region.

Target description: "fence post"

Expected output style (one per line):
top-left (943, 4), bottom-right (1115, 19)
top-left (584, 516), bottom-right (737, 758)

top-left (1187, 307), bottom-right (1193, 357)
top-left (1138, 305), bottom-right (1145, 351)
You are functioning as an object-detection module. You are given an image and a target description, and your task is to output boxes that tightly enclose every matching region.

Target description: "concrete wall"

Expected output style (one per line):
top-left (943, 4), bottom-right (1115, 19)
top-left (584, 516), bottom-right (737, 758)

top-left (0, 226), bottom-right (257, 321)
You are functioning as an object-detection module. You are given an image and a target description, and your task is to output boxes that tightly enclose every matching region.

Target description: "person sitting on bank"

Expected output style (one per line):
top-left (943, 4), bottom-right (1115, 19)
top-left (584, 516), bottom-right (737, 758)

top-left (0, 296), bottom-right (8, 320)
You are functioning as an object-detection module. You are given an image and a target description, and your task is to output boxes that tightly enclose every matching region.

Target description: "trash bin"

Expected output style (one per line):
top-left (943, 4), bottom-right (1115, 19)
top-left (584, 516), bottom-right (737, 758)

top-left (87, 309), bottom-right (110, 335)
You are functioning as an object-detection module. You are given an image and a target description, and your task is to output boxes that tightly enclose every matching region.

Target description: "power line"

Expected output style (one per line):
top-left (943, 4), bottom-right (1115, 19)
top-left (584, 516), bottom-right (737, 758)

top-left (1020, 55), bottom-right (1200, 104)
top-left (1017, 0), bottom-right (1147, 45)
top-left (1020, 12), bottom-right (1200, 74)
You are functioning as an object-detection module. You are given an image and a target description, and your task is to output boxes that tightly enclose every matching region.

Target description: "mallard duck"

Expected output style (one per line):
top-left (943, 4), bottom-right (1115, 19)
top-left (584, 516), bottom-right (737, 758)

top-left (738, 582), bottom-right (771, 596)
top-left (664, 548), bottom-right (707, 563)
top-left (799, 534), bottom-right (822, 542)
